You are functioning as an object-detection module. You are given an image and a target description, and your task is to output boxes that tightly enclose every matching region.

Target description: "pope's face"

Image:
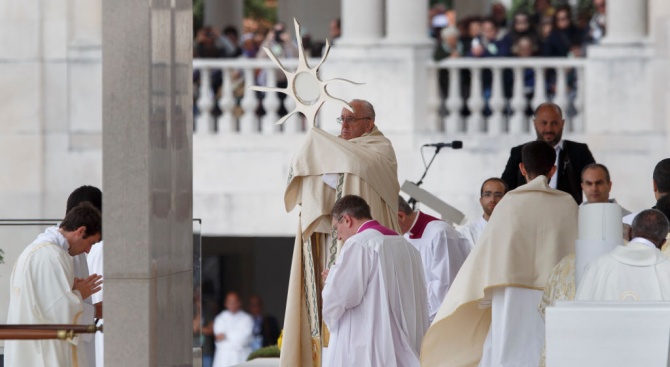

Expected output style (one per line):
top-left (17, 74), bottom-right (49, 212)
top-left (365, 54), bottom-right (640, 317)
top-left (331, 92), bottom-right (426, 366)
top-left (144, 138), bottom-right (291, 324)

top-left (534, 106), bottom-right (564, 146)
top-left (581, 167), bottom-right (612, 203)
top-left (339, 102), bottom-right (373, 140)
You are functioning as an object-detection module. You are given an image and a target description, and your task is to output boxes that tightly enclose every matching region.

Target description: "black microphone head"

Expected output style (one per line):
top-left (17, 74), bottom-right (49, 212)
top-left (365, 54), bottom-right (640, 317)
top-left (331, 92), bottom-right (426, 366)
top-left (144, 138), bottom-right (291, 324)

top-left (451, 140), bottom-right (463, 149)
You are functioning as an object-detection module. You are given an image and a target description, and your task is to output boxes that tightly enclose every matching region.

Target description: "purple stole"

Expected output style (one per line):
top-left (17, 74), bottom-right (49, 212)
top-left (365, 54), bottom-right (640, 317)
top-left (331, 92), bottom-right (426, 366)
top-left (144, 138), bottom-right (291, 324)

top-left (357, 220), bottom-right (398, 236)
top-left (408, 211), bottom-right (440, 239)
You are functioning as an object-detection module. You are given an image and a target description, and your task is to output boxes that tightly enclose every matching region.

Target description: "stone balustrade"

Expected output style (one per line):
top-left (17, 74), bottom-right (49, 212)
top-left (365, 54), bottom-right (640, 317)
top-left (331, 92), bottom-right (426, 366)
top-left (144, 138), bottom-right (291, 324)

top-left (194, 57), bottom-right (586, 136)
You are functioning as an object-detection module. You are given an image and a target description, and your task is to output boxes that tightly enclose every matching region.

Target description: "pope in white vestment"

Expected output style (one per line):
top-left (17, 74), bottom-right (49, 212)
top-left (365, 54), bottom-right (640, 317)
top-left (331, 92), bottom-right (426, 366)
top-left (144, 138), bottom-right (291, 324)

top-left (401, 209), bottom-right (470, 322)
top-left (577, 238), bottom-right (670, 301)
top-left (323, 219), bottom-right (429, 367)
top-left (421, 176), bottom-right (577, 367)
top-left (5, 227), bottom-right (96, 367)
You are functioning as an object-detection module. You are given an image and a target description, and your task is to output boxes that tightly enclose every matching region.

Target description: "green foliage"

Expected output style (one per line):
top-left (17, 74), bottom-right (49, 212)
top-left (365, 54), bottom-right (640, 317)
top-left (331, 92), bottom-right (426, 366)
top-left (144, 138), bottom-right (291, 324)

top-left (247, 345), bottom-right (280, 361)
top-left (193, 0), bottom-right (204, 33)
top-left (245, 0), bottom-right (277, 24)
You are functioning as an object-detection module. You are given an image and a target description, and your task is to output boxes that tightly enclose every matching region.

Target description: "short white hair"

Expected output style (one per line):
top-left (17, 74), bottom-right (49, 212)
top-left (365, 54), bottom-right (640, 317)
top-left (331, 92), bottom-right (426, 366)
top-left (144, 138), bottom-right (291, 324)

top-left (440, 27), bottom-right (460, 40)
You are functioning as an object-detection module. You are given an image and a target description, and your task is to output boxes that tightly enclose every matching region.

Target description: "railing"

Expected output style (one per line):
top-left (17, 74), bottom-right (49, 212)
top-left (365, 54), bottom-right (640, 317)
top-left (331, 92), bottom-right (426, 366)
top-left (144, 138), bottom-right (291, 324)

top-left (428, 58), bottom-right (586, 135)
top-left (193, 57), bottom-right (586, 136)
top-left (193, 58), bottom-right (316, 136)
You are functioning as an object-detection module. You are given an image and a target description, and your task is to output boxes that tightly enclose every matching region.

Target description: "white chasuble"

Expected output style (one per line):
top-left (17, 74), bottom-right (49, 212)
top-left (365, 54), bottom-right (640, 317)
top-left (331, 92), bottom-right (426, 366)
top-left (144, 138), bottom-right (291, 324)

top-left (5, 227), bottom-right (86, 367)
top-left (421, 177), bottom-right (577, 367)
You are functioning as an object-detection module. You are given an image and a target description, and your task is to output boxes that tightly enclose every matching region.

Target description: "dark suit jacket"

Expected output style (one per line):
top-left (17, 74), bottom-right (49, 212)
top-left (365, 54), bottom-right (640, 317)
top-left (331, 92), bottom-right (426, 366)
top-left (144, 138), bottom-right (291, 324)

top-left (254, 315), bottom-right (280, 347)
top-left (501, 140), bottom-right (595, 204)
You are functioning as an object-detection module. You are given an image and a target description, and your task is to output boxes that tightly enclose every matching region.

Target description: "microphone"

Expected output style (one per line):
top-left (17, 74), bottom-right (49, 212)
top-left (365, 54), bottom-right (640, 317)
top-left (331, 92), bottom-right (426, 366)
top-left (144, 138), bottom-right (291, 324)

top-left (423, 141), bottom-right (463, 149)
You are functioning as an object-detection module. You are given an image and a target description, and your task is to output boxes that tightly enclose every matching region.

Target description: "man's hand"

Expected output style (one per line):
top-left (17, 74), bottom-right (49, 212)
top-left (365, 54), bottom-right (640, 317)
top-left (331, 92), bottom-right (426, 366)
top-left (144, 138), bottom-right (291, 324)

top-left (321, 269), bottom-right (330, 284)
top-left (73, 274), bottom-right (103, 300)
top-left (215, 333), bottom-right (226, 342)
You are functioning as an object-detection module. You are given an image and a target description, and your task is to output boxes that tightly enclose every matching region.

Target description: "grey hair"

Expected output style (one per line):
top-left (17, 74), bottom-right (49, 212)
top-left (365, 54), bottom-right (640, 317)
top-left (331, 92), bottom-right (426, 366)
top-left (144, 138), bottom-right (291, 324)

top-left (440, 27), bottom-right (460, 40)
top-left (350, 99), bottom-right (375, 122)
top-left (631, 209), bottom-right (670, 246)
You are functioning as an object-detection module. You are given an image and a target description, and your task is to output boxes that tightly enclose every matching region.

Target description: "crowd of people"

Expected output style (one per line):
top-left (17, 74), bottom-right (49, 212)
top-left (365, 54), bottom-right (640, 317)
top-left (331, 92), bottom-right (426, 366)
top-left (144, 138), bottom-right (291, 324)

top-left (280, 97), bottom-right (670, 367)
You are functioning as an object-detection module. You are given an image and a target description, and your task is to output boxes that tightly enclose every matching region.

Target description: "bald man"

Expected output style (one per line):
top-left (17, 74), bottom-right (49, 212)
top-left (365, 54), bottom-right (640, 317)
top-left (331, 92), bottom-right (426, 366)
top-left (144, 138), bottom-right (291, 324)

top-left (502, 102), bottom-right (595, 204)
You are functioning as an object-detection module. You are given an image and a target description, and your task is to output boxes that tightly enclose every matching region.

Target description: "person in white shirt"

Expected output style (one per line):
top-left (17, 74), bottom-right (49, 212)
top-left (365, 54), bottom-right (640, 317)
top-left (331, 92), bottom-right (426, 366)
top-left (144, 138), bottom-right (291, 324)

top-left (212, 292), bottom-right (254, 367)
top-left (459, 178), bottom-right (508, 247)
top-left (577, 209), bottom-right (670, 301)
top-left (580, 163), bottom-right (631, 216)
top-left (397, 196), bottom-right (470, 322)
top-left (322, 195), bottom-right (428, 367)
top-left (5, 202), bottom-right (103, 367)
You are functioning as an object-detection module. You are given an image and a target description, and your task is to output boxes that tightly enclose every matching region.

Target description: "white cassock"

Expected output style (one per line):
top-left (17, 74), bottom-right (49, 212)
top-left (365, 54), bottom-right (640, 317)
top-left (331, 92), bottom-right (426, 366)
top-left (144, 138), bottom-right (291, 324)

top-left (87, 241), bottom-right (104, 367)
top-left (458, 216), bottom-right (487, 248)
top-left (5, 227), bottom-right (87, 367)
top-left (576, 238), bottom-right (670, 301)
top-left (212, 310), bottom-right (254, 367)
top-left (322, 220), bottom-right (429, 367)
top-left (405, 211), bottom-right (471, 322)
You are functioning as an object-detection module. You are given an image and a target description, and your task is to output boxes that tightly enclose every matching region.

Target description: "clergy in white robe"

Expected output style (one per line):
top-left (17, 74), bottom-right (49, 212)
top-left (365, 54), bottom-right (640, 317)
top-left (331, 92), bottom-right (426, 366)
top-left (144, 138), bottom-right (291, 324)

top-left (458, 178), bottom-right (507, 248)
top-left (323, 195), bottom-right (429, 367)
top-left (5, 202), bottom-right (103, 367)
top-left (398, 197), bottom-right (470, 322)
top-left (212, 292), bottom-right (255, 367)
top-left (421, 141), bottom-right (577, 367)
top-left (282, 100), bottom-right (401, 367)
top-left (87, 241), bottom-right (104, 367)
top-left (577, 209), bottom-right (670, 301)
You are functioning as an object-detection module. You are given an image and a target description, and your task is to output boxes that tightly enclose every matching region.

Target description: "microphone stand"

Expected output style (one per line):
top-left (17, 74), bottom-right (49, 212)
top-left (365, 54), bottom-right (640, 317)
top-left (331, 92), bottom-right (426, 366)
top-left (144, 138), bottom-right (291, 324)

top-left (407, 146), bottom-right (442, 210)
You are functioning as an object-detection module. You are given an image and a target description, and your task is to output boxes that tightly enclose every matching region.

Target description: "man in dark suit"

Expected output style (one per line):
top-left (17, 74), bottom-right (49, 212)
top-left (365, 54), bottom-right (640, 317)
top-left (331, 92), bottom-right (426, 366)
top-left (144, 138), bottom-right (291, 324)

top-left (249, 295), bottom-right (280, 349)
top-left (502, 102), bottom-right (595, 204)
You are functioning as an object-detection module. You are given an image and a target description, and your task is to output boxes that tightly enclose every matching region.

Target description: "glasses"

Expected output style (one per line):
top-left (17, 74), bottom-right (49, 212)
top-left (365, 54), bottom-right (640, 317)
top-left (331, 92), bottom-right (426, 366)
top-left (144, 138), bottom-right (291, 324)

top-left (331, 216), bottom-right (344, 232)
top-left (336, 116), bottom-right (371, 125)
top-left (482, 191), bottom-right (505, 199)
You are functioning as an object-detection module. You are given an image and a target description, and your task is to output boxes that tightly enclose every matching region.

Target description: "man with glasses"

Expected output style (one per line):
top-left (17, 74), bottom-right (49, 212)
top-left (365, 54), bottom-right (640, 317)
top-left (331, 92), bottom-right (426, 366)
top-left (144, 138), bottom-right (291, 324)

top-left (282, 99), bottom-right (400, 366)
top-left (459, 178), bottom-right (508, 247)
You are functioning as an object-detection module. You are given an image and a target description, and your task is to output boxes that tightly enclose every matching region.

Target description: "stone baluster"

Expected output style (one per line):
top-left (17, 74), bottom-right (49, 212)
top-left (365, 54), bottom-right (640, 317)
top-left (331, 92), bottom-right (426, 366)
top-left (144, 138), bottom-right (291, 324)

top-left (488, 66), bottom-right (505, 135)
top-left (553, 66), bottom-right (569, 131)
top-left (509, 66), bottom-right (527, 134)
top-left (466, 66), bottom-right (484, 135)
top-left (572, 66), bottom-right (584, 133)
top-left (218, 68), bottom-right (236, 133)
top-left (531, 66), bottom-right (547, 133)
top-left (196, 66), bottom-right (214, 134)
top-left (445, 66), bottom-right (462, 134)
top-left (426, 65), bottom-right (443, 132)
top-left (239, 68), bottom-right (259, 133)
top-left (261, 67), bottom-right (280, 134)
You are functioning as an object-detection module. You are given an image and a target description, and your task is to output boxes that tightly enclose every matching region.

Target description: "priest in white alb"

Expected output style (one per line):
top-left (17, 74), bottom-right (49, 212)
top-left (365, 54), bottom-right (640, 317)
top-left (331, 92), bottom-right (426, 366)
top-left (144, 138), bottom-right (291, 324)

top-left (421, 141), bottom-right (577, 367)
top-left (212, 292), bottom-right (255, 367)
top-left (397, 196), bottom-right (470, 322)
top-left (577, 209), bottom-right (670, 301)
top-left (5, 202), bottom-right (103, 367)
top-left (282, 99), bottom-right (401, 366)
top-left (322, 195), bottom-right (428, 367)
top-left (458, 178), bottom-right (508, 247)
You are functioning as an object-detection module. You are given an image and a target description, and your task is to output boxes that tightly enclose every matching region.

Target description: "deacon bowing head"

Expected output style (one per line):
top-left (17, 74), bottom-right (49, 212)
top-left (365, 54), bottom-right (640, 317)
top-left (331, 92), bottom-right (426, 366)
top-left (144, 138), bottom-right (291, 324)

top-left (59, 201), bottom-right (102, 256)
top-left (331, 195), bottom-right (373, 242)
top-left (66, 185), bottom-right (102, 214)
top-left (225, 292), bottom-right (243, 313)
top-left (653, 158), bottom-right (670, 200)
top-left (630, 209), bottom-right (670, 249)
top-left (533, 102), bottom-right (564, 147)
top-left (397, 196), bottom-right (418, 235)
top-left (480, 178), bottom-right (508, 220)
top-left (580, 163), bottom-right (612, 204)
top-left (338, 99), bottom-right (375, 140)
top-left (519, 141), bottom-right (557, 182)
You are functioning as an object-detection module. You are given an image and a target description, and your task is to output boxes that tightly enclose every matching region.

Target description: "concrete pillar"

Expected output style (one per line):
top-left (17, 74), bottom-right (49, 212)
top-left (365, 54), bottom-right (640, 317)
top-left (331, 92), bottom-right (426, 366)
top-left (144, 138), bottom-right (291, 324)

top-left (338, 0), bottom-right (383, 45)
top-left (204, 0), bottom-right (242, 34)
top-left (102, 0), bottom-right (193, 365)
top-left (604, 0), bottom-right (648, 44)
top-left (277, 0), bottom-right (340, 42)
top-left (385, 0), bottom-right (431, 45)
